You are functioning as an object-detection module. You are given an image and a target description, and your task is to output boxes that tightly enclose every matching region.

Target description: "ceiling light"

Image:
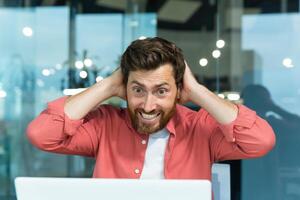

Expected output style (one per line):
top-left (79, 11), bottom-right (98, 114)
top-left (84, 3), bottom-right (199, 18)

top-left (216, 40), bottom-right (225, 48)
top-left (42, 69), bottom-right (50, 76)
top-left (84, 58), bottom-right (93, 67)
top-left (75, 60), bottom-right (84, 69)
top-left (199, 58), bottom-right (208, 67)
top-left (282, 58), bottom-right (294, 68)
top-left (212, 50), bottom-right (221, 58)
top-left (227, 93), bottom-right (240, 101)
top-left (79, 71), bottom-right (88, 79)
top-left (22, 26), bottom-right (33, 37)
top-left (158, 1), bottom-right (202, 23)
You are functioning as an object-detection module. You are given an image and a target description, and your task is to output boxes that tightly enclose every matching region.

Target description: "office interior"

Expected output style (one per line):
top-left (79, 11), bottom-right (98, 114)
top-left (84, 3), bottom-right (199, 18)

top-left (0, 0), bottom-right (300, 199)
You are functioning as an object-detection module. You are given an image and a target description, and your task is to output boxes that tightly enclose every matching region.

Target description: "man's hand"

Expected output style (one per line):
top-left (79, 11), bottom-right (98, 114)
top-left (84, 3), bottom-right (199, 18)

top-left (178, 62), bottom-right (200, 104)
top-left (109, 68), bottom-right (126, 100)
top-left (65, 67), bottom-right (126, 119)
top-left (179, 61), bottom-right (238, 124)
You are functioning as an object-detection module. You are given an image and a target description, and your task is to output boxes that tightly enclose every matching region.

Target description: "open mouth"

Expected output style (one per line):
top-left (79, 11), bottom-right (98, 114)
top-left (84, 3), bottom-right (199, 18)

top-left (139, 112), bottom-right (161, 121)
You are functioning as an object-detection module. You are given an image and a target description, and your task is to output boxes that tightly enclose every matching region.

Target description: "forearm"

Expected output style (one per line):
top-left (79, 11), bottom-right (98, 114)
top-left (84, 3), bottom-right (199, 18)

top-left (27, 97), bottom-right (98, 156)
top-left (211, 105), bottom-right (276, 161)
top-left (190, 84), bottom-right (238, 125)
top-left (64, 77), bottom-right (116, 120)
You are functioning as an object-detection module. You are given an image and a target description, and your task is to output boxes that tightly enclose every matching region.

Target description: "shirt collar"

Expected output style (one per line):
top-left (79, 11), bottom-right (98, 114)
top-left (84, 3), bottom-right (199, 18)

top-left (165, 108), bottom-right (177, 136)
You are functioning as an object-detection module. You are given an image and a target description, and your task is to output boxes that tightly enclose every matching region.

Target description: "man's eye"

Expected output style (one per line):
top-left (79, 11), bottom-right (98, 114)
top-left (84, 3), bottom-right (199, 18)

top-left (133, 87), bottom-right (143, 94)
top-left (157, 89), bottom-right (167, 96)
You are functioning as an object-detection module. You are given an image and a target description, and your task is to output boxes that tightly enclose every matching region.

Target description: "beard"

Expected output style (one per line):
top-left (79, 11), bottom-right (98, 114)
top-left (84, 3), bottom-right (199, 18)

top-left (128, 100), bottom-right (177, 134)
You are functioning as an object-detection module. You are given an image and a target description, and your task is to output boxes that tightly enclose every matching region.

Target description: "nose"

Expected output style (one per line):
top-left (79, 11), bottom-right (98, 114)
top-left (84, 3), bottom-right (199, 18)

top-left (142, 94), bottom-right (157, 113)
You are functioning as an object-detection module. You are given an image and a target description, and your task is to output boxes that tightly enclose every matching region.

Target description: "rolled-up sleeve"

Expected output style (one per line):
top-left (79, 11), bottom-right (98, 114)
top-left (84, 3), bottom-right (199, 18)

top-left (27, 96), bottom-right (101, 157)
top-left (204, 105), bottom-right (276, 162)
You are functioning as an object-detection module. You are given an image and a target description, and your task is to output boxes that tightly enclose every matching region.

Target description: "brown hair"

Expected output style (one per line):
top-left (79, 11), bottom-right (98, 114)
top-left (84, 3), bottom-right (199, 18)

top-left (120, 37), bottom-right (185, 88)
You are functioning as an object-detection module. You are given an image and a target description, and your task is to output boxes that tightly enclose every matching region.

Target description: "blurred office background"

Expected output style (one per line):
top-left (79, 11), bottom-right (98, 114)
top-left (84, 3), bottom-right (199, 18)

top-left (0, 0), bottom-right (300, 199)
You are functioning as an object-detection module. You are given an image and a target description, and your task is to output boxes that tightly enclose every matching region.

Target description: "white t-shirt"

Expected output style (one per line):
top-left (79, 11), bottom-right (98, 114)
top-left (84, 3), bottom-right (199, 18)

top-left (140, 128), bottom-right (170, 179)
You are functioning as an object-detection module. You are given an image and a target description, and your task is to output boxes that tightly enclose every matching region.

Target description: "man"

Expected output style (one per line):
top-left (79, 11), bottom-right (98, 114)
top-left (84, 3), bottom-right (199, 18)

top-left (27, 37), bottom-right (275, 180)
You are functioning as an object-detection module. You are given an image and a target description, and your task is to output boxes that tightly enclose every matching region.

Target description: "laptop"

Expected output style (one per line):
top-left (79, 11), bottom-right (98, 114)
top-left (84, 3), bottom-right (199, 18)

top-left (15, 177), bottom-right (211, 200)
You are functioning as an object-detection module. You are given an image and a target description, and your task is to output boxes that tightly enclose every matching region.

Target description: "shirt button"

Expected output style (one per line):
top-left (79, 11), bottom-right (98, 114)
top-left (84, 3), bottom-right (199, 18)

top-left (134, 168), bottom-right (140, 174)
top-left (141, 140), bottom-right (147, 145)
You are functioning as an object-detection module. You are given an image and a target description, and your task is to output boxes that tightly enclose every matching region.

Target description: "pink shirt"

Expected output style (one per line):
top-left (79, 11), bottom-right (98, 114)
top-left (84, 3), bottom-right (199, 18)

top-left (27, 96), bottom-right (275, 180)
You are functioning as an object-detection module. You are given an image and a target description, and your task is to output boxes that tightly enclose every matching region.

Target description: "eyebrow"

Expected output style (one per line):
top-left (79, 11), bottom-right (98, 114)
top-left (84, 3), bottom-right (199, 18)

top-left (130, 80), bottom-right (170, 88)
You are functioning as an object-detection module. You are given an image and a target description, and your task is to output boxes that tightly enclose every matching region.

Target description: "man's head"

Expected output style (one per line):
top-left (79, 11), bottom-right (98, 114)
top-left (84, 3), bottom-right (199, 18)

top-left (120, 37), bottom-right (185, 134)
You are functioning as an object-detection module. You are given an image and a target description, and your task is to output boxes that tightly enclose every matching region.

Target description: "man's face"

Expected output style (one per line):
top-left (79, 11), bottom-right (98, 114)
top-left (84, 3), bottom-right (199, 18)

top-left (126, 63), bottom-right (179, 134)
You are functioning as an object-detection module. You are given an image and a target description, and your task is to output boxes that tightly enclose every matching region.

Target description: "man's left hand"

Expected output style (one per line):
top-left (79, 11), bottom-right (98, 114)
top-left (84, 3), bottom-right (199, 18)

top-left (178, 61), bottom-right (200, 104)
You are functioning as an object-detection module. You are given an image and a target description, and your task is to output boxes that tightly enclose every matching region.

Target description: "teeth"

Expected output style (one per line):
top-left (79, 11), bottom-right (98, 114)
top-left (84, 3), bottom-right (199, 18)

top-left (140, 112), bottom-right (159, 120)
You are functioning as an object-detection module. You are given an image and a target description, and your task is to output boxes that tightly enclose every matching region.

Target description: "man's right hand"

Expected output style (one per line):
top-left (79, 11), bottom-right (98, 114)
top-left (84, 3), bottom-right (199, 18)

top-left (64, 67), bottom-right (127, 120)
top-left (108, 68), bottom-right (126, 100)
